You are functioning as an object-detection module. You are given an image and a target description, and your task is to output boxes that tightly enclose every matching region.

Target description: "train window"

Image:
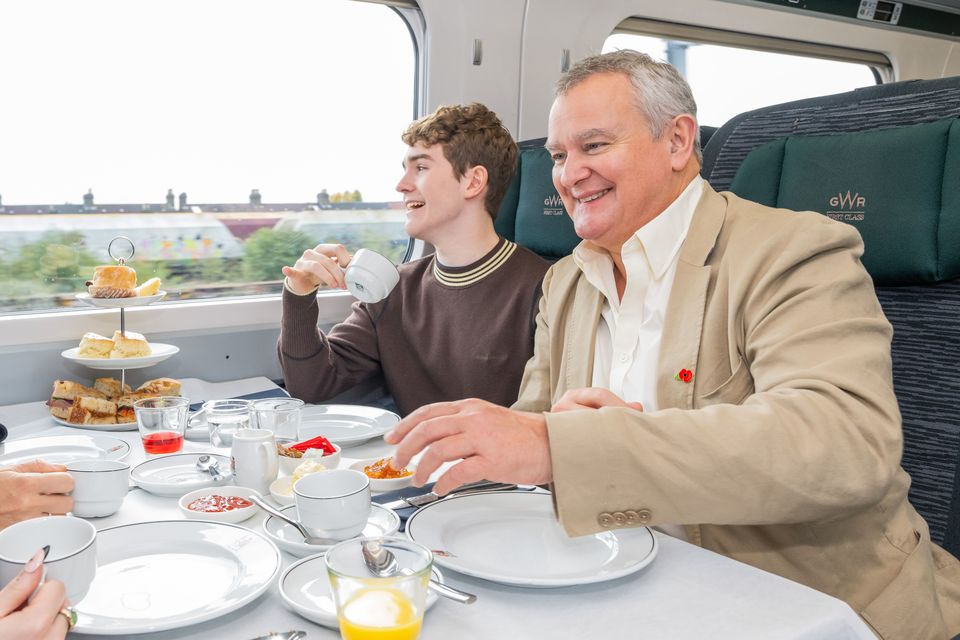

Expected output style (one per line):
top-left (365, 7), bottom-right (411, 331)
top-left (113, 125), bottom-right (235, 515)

top-left (0, 0), bottom-right (416, 315)
top-left (604, 28), bottom-right (882, 128)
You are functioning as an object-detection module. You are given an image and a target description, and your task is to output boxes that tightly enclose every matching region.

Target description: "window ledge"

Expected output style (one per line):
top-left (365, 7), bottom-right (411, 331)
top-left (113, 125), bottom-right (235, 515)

top-left (0, 291), bottom-right (355, 348)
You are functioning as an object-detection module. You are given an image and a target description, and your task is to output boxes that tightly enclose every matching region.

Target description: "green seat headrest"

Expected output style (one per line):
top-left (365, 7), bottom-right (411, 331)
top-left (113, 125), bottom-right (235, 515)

top-left (730, 118), bottom-right (960, 285)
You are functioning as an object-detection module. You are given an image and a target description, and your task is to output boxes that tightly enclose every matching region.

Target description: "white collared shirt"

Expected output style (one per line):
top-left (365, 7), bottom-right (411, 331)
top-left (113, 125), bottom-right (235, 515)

top-left (573, 177), bottom-right (704, 541)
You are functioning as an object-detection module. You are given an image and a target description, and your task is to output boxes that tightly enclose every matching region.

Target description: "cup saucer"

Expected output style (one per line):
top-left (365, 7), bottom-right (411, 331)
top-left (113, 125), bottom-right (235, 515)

top-left (279, 554), bottom-right (441, 628)
top-left (261, 504), bottom-right (400, 558)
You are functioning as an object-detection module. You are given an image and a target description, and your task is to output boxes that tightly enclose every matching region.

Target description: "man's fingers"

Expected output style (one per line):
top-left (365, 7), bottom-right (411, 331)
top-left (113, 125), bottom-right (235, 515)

top-left (409, 434), bottom-right (476, 487)
top-left (35, 494), bottom-right (73, 516)
top-left (385, 401), bottom-right (468, 447)
top-left (432, 458), bottom-right (487, 496)
top-left (391, 413), bottom-right (466, 471)
top-left (34, 472), bottom-right (73, 495)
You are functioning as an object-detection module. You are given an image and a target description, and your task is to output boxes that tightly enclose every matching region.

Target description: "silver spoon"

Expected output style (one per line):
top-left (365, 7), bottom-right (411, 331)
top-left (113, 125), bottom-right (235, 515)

top-left (195, 455), bottom-right (226, 482)
top-left (247, 494), bottom-right (338, 546)
top-left (361, 538), bottom-right (477, 604)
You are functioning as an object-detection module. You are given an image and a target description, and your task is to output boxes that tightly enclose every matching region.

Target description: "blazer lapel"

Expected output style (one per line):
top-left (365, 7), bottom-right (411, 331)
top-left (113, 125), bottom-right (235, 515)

top-left (656, 185), bottom-right (727, 410)
top-left (564, 276), bottom-right (603, 390)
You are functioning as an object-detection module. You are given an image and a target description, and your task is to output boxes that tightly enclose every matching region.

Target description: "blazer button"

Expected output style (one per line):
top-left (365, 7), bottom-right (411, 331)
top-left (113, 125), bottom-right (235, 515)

top-left (613, 511), bottom-right (627, 526)
top-left (624, 510), bottom-right (640, 524)
top-left (598, 513), bottom-right (614, 528)
top-left (637, 508), bottom-right (652, 523)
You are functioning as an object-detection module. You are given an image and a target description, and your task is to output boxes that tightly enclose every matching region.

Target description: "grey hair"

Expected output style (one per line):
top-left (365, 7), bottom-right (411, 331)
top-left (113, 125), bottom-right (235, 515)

top-left (555, 50), bottom-right (702, 164)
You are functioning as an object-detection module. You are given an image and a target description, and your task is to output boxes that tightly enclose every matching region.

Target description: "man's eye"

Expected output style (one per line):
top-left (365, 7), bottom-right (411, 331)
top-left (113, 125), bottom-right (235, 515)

top-left (416, 165), bottom-right (427, 172)
top-left (585, 142), bottom-right (607, 152)
top-left (550, 152), bottom-right (566, 164)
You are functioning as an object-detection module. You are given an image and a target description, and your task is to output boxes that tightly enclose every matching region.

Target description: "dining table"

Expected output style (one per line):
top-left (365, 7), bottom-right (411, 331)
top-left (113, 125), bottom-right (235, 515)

top-left (0, 377), bottom-right (877, 640)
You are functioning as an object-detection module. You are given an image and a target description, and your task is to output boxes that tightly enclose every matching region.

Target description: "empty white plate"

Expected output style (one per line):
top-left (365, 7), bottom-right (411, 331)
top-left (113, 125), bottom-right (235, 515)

top-left (73, 520), bottom-right (280, 635)
top-left (298, 404), bottom-right (400, 448)
top-left (406, 491), bottom-right (658, 588)
top-left (279, 553), bottom-right (442, 628)
top-left (262, 503), bottom-right (400, 558)
top-left (61, 343), bottom-right (180, 370)
top-left (0, 435), bottom-right (129, 466)
top-left (130, 453), bottom-right (232, 497)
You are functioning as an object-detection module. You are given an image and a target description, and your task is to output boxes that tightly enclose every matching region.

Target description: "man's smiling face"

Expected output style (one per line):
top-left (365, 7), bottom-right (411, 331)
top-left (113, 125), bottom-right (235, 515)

top-left (546, 72), bottom-right (678, 255)
top-left (396, 142), bottom-right (469, 243)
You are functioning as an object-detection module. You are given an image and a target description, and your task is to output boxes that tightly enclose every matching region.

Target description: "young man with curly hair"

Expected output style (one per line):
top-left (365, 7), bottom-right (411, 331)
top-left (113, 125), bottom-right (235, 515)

top-left (279, 103), bottom-right (549, 415)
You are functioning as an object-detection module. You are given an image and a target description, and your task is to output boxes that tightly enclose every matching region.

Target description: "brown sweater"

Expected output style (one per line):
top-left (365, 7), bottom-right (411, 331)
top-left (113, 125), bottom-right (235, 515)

top-left (278, 238), bottom-right (550, 416)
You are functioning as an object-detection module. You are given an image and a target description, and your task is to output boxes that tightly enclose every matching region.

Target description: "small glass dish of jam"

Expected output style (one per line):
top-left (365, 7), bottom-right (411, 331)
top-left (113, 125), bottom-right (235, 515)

top-left (349, 457), bottom-right (416, 492)
top-left (177, 486), bottom-right (261, 523)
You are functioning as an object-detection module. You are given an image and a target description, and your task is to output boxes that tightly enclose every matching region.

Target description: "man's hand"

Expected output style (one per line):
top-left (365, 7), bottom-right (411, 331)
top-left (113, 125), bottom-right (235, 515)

top-left (0, 461), bottom-right (73, 530)
top-left (281, 243), bottom-right (353, 294)
top-left (385, 399), bottom-right (553, 495)
top-left (551, 388), bottom-right (643, 413)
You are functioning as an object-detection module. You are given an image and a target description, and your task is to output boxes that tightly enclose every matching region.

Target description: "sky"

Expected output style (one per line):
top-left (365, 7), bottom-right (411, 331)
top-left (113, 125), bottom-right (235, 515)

top-left (0, 1), bottom-right (415, 205)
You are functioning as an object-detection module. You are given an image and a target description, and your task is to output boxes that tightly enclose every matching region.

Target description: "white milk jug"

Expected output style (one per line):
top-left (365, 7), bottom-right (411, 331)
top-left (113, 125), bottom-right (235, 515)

top-left (231, 428), bottom-right (279, 495)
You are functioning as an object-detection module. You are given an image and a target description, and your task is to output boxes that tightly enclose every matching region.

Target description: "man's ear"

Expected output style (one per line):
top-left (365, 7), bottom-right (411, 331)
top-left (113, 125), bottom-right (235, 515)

top-left (668, 114), bottom-right (698, 171)
top-left (462, 165), bottom-right (488, 200)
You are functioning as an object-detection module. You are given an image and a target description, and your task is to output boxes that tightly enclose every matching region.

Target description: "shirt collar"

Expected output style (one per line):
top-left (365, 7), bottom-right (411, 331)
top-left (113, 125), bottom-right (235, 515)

top-left (573, 176), bottom-right (704, 282)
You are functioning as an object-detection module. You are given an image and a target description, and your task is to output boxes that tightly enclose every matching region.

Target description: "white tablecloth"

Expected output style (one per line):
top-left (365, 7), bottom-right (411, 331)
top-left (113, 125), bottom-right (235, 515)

top-left (1, 378), bottom-right (876, 640)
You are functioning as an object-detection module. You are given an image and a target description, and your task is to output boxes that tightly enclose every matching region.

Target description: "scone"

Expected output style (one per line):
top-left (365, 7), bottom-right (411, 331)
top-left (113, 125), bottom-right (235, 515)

top-left (109, 330), bottom-right (150, 358)
top-left (78, 332), bottom-right (113, 358)
top-left (87, 265), bottom-right (137, 298)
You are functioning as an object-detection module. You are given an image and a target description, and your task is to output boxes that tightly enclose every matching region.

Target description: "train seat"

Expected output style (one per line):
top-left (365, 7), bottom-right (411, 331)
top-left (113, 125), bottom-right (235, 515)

top-left (701, 76), bottom-right (960, 556)
top-left (495, 137), bottom-right (580, 260)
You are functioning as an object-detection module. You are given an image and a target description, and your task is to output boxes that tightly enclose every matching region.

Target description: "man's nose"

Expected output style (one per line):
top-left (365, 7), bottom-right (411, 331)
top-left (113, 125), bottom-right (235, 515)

top-left (557, 155), bottom-right (588, 189)
top-left (396, 176), bottom-right (411, 193)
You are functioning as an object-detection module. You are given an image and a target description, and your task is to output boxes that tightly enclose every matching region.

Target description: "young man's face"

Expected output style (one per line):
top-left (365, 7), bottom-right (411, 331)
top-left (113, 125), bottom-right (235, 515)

top-left (396, 142), bottom-right (469, 243)
top-left (546, 72), bottom-right (678, 255)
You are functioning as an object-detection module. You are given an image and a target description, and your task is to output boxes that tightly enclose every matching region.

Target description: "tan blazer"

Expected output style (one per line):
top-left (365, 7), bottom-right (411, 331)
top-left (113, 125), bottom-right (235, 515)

top-left (514, 185), bottom-right (960, 640)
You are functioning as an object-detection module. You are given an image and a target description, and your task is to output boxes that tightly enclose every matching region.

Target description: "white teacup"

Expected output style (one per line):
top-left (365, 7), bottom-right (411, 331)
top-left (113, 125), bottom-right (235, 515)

top-left (344, 249), bottom-right (400, 303)
top-left (294, 469), bottom-right (370, 540)
top-left (67, 460), bottom-right (130, 518)
top-left (231, 428), bottom-right (279, 496)
top-left (0, 516), bottom-right (97, 604)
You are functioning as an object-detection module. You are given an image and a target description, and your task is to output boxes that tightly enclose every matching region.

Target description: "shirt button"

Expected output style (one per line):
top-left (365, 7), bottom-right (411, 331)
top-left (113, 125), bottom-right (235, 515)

top-left (619, 353), bottom-right (629, 363)
top-left (613, 511), bottom-right (627, 526)
top-left (598, 513), bottom-right (614, 528)
top-left (637, 509), bottom-right (652, 523)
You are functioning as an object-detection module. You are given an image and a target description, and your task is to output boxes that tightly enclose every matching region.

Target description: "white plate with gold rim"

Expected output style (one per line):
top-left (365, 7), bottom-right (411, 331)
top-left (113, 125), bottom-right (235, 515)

top-left (73, 520), bottom-right (280, 635)
top-left (75, 291), bottom-right (167, 308)
top-left (279, 553), bottom-right (442, 628)
top-left (61, 343), bottom-right (180, 370)
top-left (406, 491), bottom-right (658, 588)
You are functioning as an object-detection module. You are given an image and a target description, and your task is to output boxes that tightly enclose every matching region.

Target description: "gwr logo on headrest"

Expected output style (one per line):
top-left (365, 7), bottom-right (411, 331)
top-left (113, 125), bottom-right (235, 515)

top-left (825, 190), bottom-right (866, 222)
top-left (543, 193), bottom-right (564, 216)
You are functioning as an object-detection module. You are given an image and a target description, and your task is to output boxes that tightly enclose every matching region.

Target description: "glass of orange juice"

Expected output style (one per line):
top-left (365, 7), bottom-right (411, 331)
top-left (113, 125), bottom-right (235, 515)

top-left (326, 536), bottom-right (433, 640)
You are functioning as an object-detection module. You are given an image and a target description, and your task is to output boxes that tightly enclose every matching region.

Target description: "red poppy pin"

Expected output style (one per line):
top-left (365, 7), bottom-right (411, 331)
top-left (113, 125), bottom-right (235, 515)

top-left (675, 368), bottom-right (694, 383)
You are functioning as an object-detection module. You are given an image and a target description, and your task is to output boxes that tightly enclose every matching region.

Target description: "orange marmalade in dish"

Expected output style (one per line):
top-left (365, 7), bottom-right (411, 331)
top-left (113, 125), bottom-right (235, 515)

top-left (363, 457), bottom-right (413, 479)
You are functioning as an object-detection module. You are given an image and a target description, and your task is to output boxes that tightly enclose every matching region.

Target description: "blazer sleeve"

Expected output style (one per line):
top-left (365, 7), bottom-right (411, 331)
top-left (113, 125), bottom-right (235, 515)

top-left (277, 288), bottom-right (384, 403)
top-left (546, 216), bottom-right (904, 537)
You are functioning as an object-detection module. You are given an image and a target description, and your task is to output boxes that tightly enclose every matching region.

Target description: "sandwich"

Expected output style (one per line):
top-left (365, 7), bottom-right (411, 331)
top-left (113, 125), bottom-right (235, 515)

top-left (68, 396), bottom-right (118, 425)
top-left (47, 380), bottom-right (106, 420)
top-left (87, 264), bottom-right (137, 299)
top-left (78, 332), bottom-right (113, 359)
top-left (93, 377), bottom-right (132, 399)
top-left (109, 330), bottom-right (151, 359)
top-left (136, 377), bottom-right (182, 396)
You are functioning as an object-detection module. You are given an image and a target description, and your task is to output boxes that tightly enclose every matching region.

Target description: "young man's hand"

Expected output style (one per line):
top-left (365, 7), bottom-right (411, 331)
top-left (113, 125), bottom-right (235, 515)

top-left (282, 244), bottom-right (353, 294)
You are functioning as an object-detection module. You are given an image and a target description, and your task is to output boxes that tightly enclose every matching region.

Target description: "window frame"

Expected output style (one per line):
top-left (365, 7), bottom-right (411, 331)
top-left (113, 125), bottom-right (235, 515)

top-left (1, 0), bottom-right (425, 342)
top-left (613, 17), bottom-right (893, 83)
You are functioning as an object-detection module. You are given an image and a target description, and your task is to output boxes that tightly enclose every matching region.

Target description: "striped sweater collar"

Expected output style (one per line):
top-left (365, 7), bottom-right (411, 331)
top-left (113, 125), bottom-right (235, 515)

top-left (433, 237), bottom-right (517, 287)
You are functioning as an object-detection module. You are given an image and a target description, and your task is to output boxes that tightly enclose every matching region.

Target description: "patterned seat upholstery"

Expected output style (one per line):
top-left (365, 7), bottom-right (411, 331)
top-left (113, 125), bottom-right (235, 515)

top-left (701, 76), bottom-right (960, 555)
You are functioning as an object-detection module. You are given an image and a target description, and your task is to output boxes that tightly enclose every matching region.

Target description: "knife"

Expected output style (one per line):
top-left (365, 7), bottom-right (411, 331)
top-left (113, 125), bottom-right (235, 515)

top-left (380, 480), bottom-right (517, 510)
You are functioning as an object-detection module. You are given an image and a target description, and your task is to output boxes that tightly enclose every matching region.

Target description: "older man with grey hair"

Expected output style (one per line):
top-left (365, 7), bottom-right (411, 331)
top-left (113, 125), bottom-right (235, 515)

top-left (387, 50), bottom-right (959, 639)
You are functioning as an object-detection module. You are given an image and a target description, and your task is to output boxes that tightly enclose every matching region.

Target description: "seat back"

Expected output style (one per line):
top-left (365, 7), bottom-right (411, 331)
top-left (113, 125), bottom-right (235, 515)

top-left (701, 76), bottom-right (960, 555)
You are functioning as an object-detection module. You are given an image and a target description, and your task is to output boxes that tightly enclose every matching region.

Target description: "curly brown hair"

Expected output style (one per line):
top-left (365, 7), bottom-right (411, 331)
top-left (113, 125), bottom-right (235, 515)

top-left (401, 103), bottom-right (517, 219)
